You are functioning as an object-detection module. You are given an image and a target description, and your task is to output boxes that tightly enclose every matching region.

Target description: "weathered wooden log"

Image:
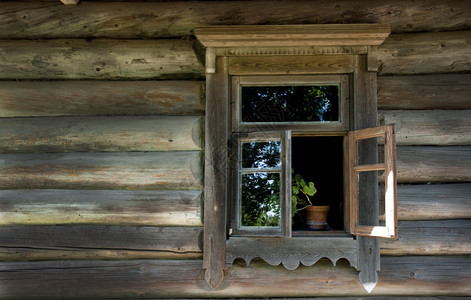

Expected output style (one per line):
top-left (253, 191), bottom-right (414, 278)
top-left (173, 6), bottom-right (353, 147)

top-left (1, 32), bottom-right (468, 81)
top-left (378, 110), bottom-right (471, 146)
top-left (0, 225), bottom-right (202, 261)
top-left (396, 183), bottom-right (471, 220)
top-left (1, 1), bottom-right (469, 39)
top-left (0, 151), bottom-right (202, 190)
top-left (0, 257), bottom-right (470, 297)
top-left (0, 116), bottom-right (203, 153)
top-left (378, 74), bottom-right (471, 110)
top-left (378, 30), bottom-right (471, 75)
top-left (0, 189), bottom-right (202, 226)
top-left (0, 39), bottom-right (204, 80)
top-left (395, 146), bottom-right (471, 183)
top-left (2, 221), bottom-right (468, 259)
top-left (0, 81), bottom-right (205, 117)
top-left (381, 220), bottom-right (471, 256)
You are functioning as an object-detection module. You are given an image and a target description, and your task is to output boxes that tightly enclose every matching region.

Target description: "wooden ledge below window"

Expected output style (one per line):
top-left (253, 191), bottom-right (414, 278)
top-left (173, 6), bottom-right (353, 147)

top-left (226, 236), bottom-right (358, 271)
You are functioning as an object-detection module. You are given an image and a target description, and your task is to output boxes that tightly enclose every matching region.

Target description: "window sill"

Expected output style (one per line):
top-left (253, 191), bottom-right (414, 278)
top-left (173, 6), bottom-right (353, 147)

top-left (292, 230), bottom-right (353, 238)
top-left (226, 235), bottom-right (358, 270)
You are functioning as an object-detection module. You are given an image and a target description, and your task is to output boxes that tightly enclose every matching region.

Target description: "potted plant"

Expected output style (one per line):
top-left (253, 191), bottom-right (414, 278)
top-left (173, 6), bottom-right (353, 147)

top-left (292, 173), bottom-right (330, 230)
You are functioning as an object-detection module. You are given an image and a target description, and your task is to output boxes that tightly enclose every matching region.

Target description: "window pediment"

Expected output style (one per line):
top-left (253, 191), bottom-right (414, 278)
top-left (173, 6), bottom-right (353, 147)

top-left (196, 24), bottom-right (390, 48)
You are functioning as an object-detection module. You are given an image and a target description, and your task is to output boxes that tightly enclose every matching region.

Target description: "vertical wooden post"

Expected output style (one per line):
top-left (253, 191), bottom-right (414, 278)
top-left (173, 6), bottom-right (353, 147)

top-left (282, 130), bottom-right (292, 237)
top-left (353, 54), bottom-right (380, 293)
top-left (203, 56), bottom-right (229, 289)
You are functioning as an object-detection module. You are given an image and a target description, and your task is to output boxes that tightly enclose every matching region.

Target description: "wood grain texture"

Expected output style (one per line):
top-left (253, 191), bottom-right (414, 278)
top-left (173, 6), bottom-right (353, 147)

top-left (378, 74), bottom-right (471, 110)
top-left (226, 236), bottom-right (358, 270)
top-left (0, 116), bottom-right (203, 153)
top-left (0, 151), bottom-right (202, 190)
top-left (378, 30), bottom-right (471, 75)
top-left (196, 24), bottom-right (390, 47)
top-left (0, 39), bottom-right (204, 80)
top-left (59, 0), bottom-right (79, 5)
top-left (0, 225), bottom-right (202, 261)
top-left (381, 220), bottom-right (471, 256)
top-left (229, 55), bottom-right (354, 75)
top-left (378, 110), bottom-right (471, 146)
top-left (351, 54), bottom-right (380, 292)
top-left (0, 189), bottom-right (202, 226)
top-left (396, 183), bottom-right (471, 220)
top-left (0, 257), bottom-right (470, 297)
top-left (395, 146), bottom-right (471, 183)
top-left (203, 56), bottom-right (229, 289)
top-left (0, 1), bottom-right (469, 38)
top-left (0, 81), bottom-right (205, 117)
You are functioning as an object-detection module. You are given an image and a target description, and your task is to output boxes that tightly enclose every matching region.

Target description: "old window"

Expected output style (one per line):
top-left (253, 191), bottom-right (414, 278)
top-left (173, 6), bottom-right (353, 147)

top-left (230, 75), bottom-right (349, 237)
top-left (196, 24), bottom-right (394, 293)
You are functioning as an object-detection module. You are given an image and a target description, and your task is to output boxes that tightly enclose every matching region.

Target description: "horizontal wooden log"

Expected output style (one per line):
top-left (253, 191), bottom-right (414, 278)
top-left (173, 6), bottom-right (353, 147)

top-left (378, 30), bottom-right (471, 75)
top-left (378, 74), bottom-right (471, 110)
top-left (0, 225), bottom-right (202, 261)
top-left (381, 220), bottom-right (471, 256)
top-left (0, 151), bottom-right (202, 190)
top-left (0, 116), bottom-right (203, 153)
top-left (0, 257), bottom-right (470, 297)
top-left (1, 1), bottom-right (469, 39)
top-left (396, 183), bottom-right (471, 220)
top-left (0, 190), bottom-right (202, 226)
top-left (395, 146), bottom-right (471, 183)
top-left (378, 110), bottom-right (471, 146)
top-left (0, 81), bottom-right (205, 117)
top-left (0, 39), bottom-right (204, 80)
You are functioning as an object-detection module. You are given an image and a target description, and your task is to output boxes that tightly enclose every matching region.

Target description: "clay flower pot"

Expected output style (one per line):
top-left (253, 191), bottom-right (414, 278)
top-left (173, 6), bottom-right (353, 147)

top-left (305, 205), bottom-right (330, 230)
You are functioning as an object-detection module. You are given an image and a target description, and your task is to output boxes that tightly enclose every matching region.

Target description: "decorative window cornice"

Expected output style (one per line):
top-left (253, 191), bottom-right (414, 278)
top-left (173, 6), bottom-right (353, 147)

top-left (196, 24), bottom-right (390, 73)
top-left (196, 24), bottom-right (391, 48)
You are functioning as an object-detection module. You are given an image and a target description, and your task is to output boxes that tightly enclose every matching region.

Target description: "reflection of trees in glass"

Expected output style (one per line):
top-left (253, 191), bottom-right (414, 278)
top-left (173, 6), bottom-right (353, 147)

top-left (241, 172), bottom-right (281, 227)
top-left (242, 141), bottom-right (281, 169)
top-left (240, 140), bottom-right (282, 227)
top-left (242, 85), bottom-right (339, 123)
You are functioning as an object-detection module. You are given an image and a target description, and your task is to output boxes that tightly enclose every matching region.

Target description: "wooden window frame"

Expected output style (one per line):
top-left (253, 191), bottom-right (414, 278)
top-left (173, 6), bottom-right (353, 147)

top-left (349, 124), bottom-right (398, 239)
top-left (230, 75), bottom-right (350, 238)
top-left (232, 131), bottom-right (288, 237)
top-left (196, 24), bottom-right (392, 293)
top-left (233, 75), bottom-right (350, 132)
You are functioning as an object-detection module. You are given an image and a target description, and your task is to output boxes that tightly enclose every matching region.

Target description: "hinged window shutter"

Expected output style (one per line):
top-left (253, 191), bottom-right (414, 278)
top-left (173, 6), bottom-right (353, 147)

top-left (348, 124), bottom-right (397, 239)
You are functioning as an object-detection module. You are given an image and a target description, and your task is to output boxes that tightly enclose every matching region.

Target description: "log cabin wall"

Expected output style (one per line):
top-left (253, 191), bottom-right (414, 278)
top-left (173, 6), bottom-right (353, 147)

top-left (0, 1), bottom-right (470, 298)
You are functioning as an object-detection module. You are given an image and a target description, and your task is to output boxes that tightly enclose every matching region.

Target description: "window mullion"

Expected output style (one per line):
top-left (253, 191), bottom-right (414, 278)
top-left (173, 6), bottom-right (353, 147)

top-left (282, 130), bottom-right (292, 237)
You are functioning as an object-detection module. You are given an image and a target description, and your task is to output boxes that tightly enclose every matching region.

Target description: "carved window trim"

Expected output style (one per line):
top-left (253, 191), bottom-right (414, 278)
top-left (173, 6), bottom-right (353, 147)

top-left (196, 24), bottom-right (393, 293)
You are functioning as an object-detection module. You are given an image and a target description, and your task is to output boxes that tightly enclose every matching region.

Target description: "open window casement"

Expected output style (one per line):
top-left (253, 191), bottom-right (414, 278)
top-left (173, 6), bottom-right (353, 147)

top-left (349, 124), bottom-right (397, 239)
top-left (196, 24), bottom-right (393, 293)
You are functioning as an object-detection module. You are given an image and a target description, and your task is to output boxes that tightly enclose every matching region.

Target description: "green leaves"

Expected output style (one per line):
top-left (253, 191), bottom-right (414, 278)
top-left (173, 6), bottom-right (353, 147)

top-left (303, 181), bottom-right (317, 196)
top-left (292, 172), bottom-right (317, 217)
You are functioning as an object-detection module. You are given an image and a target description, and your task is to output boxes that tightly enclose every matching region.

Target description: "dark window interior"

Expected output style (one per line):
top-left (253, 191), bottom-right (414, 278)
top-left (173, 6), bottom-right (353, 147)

top-left (292, 136), bottom-right (344, 231)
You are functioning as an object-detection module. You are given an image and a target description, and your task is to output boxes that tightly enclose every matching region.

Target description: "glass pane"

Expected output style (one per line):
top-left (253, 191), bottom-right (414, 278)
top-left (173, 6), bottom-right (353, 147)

top-left (241, 172), bottom-right (281, 227)
top-left (241, 141), bottom-right (281, 169)
top-left (242, 85), bottom-right (339, 123)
